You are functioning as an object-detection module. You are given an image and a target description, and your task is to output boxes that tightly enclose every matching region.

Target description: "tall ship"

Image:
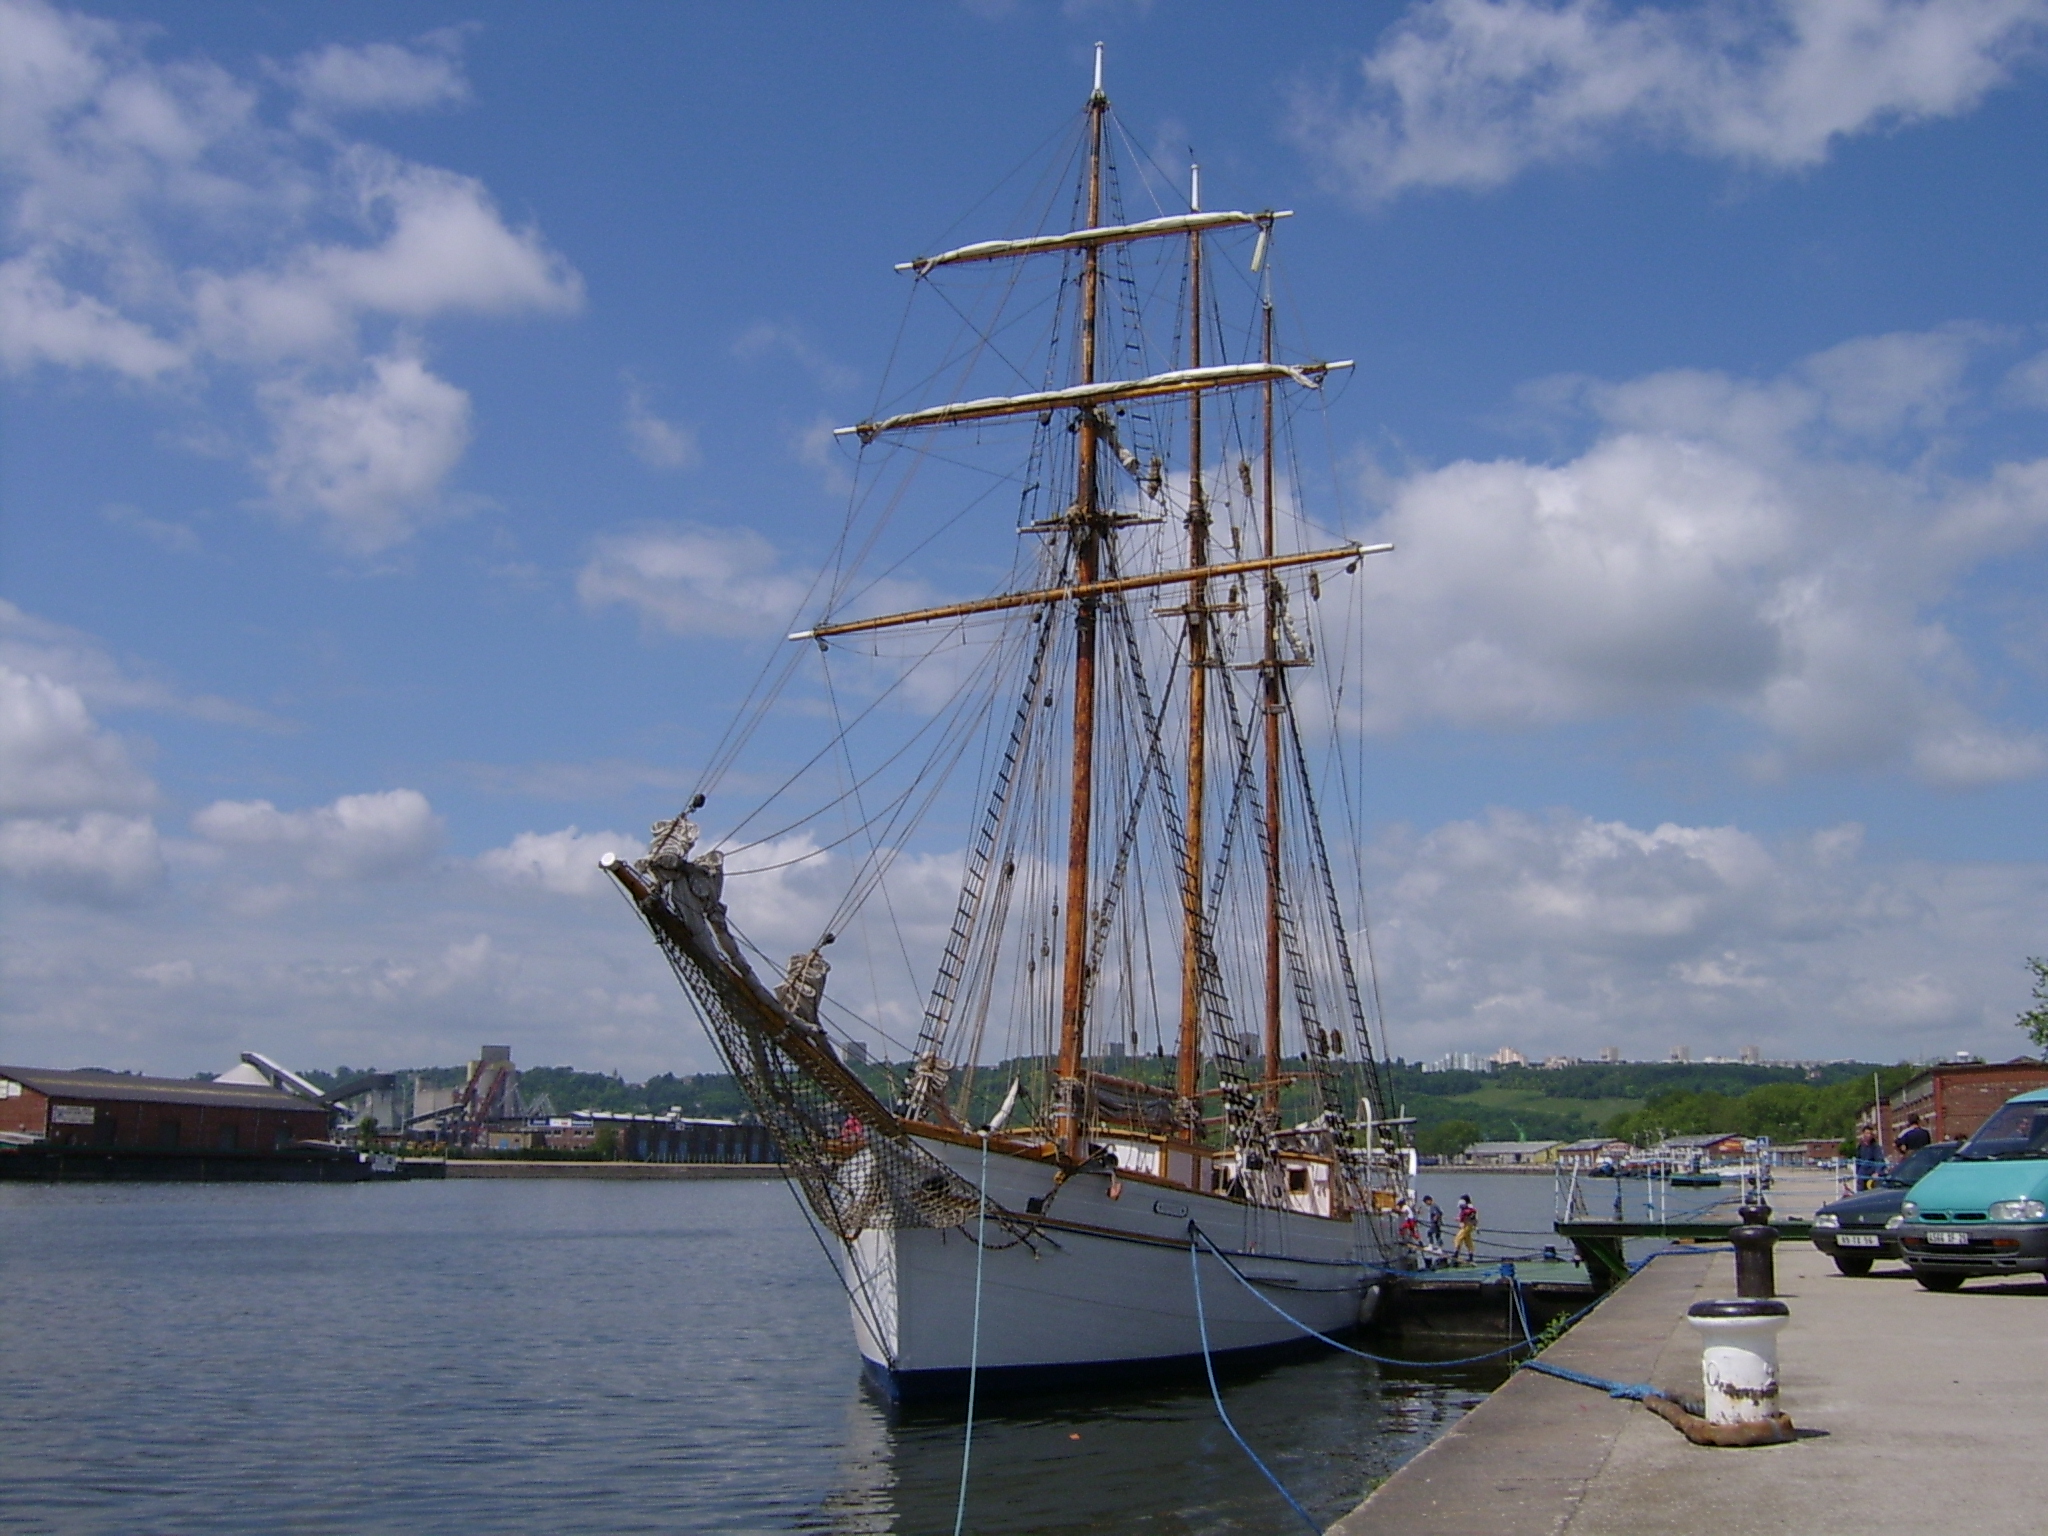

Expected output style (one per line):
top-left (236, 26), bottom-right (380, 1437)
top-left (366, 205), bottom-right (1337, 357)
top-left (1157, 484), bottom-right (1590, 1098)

top-left (604, 51), bottom-right (1412, 1400)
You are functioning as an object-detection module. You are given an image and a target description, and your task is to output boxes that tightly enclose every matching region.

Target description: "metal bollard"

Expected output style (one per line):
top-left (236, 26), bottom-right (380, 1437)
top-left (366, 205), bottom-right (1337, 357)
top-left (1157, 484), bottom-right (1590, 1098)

top-left (1730, 1208), bottom-right (1778, 1298)
top-left (1730, 1223), bottom-right (1779, 1299)
top-left (1686, 1298), bottom-right (1790, 1426)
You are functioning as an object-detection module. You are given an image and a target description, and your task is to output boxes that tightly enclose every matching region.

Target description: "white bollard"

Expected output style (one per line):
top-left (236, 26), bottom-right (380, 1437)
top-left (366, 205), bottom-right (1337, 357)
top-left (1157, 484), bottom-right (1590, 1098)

top-left (1685, 1298), bottom-right (1790, 1426)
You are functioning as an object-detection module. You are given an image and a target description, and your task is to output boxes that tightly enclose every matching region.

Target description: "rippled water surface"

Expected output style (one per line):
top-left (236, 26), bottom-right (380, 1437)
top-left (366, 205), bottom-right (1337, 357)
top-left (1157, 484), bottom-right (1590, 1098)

top-left (1, 1178), bottom-right (1516, 1534)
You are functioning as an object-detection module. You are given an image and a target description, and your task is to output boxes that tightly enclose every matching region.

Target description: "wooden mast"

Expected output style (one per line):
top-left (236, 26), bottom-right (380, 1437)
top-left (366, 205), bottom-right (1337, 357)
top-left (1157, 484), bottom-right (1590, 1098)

top-left (1055, 54), bottom-right (1108, 1158)
top-left (1260, 295), bottom-right (1284, 1119)
top-left (1176, 164), bottom-right (1209, 1134)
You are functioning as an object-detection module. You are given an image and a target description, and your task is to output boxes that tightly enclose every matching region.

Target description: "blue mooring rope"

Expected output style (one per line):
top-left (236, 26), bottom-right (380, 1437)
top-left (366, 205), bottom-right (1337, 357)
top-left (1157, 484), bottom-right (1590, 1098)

top-left (1519, 1358), bottom-right (1659, 1399)
top-left (1189, 1225), bottom-right (1607, 1369)
top-left (1189, 1233), bottom-right (1324, 1535)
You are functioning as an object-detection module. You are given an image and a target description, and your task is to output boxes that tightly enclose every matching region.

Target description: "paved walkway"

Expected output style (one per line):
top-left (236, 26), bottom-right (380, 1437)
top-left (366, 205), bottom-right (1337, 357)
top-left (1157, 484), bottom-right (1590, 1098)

top-left (1332, 1234), bottom-right (2045, 1535)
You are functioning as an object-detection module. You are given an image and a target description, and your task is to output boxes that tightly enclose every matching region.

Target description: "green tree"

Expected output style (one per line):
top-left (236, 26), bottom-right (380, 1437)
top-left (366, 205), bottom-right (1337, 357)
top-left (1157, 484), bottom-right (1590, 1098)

top-left (2019, 957), bottom-right (2048, 1053)
top-left (355, 1114), bottom-right (379, 1148)
top-left (1417, 1119), bottom-right (1483, 1157)
top-left (592, 1124), bottom-right (621, 1160)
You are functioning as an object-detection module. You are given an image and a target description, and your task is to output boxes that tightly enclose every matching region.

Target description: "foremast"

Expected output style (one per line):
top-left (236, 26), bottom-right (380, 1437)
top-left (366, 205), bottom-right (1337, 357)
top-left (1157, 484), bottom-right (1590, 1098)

top-left (1053, 61), bottom-right (1109, 1159)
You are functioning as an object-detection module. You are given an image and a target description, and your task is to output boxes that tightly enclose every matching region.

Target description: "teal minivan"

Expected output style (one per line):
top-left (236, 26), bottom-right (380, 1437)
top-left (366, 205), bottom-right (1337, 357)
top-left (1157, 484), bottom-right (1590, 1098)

top-left (1897, 1086), bottom-right (2048, 1291)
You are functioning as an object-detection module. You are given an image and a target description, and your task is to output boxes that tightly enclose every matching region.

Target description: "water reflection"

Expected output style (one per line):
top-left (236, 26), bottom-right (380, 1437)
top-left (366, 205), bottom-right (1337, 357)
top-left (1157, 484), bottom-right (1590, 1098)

top-left (813, 1348), bottom-right (1504, 1534)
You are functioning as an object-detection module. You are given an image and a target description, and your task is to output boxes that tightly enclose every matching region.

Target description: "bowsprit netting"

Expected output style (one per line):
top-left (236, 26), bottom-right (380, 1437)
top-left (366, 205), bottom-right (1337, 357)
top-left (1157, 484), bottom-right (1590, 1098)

top-left (608, 815), bottom-right (990, 1242)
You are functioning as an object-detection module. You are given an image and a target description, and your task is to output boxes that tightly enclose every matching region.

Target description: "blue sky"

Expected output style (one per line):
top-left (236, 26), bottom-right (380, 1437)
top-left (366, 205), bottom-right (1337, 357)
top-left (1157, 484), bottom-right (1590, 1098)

top-left (4, 0), bottom-right (2046, 1078)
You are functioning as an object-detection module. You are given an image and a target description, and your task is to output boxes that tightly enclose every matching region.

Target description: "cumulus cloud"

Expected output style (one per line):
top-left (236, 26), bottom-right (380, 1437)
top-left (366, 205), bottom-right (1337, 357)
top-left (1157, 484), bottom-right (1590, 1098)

top-left (1370, 807), bottom-right (2047, 1061)
top-left (732, 320), bottom-right (859, 393)
top-left (0, 664), bottom-right (155, 815)
top-left (191, 788), bottom-right (443, 880)
top-left (285, 31), bottom-right (471, 116)
top-left (478, 826), bottom-right (638, 897)
top-left (0, 0), bottom-right (580, 550)
top-left (0, 811), bottom-right (163, 904)
top-left (1343, 327), bottom-right (2048, 785)
top-left (621, 378), bottom-right (699, 470)
top-left (577, 525), bottom-right (816, 639)
top-left (1298, 0), bottom-right (2048, 201)
top-left (258, 349), bottom-right (473, 552)
top-left (0, 656), bottom-right (165, 904)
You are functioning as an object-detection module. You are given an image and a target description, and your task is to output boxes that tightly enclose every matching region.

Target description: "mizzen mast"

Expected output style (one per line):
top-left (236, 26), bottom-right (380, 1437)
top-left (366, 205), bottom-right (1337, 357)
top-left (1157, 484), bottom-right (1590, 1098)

top-left (1259, 295), bottom-right (1285, 1119)
top-left (1176, 162), bottom-right (1210, 1134)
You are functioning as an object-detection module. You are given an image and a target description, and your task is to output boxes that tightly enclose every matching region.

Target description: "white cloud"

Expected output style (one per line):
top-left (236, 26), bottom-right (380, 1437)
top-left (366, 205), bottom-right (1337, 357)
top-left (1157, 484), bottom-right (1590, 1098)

top-left (0, 599), bottom-right (276, 729)
top-left (577, 524), bottom-right (816, 639)
top-left (732, 320), bottom-right (859, 393)
top-left (1343, 328), bottom-right (2048, 784)
top-left (258, 349), bottom-right (473, 552)
top-left (189, 153), bottom-right (582, 364)
top-left (0, 811), bottom-right (163, 904)
top-left (191, 788), bottom-right (443, 880)
top-left (0, 254), bottom-right (184, 376)
top-left (622, 379), bottom-right (699, 470)
top-left (285, 31), bottom-right (470, 117)
top-left (1298, 0), bottom-right (2048, 201)
top-left (478, 826), bottom-right (639, 897)
top-left (0, 663), bottom-right (154, 815)
top-left (1371, 807), bottom-right (2048, 1061)
top-left (0, 0), bottom-right (580, 550)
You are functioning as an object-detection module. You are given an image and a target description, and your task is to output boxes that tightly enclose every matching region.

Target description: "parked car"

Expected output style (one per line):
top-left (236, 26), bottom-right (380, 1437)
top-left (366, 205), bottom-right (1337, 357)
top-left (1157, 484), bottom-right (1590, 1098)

top-left (1897, 1086), bottom-right (2048, 1292)
top-left (1810, 1141), bottom-right (1960, 1274)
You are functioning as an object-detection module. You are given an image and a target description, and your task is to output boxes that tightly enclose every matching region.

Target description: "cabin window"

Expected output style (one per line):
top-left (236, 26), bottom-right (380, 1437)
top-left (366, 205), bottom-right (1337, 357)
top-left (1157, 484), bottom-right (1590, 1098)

top-left (1287, 1167), bottom-right (1309, 1193)
top-left (158, 1119), bottom-right (181, 1148)
top-left (217, 1125), bottom-right (239, 1152)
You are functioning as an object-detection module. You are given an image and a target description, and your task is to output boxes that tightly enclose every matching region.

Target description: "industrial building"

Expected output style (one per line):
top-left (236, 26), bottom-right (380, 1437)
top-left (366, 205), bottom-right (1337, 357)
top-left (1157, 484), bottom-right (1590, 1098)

top-left (536, 1112), bottom-right (777, 1163)
top-left (0, 1065), bottom-right (330, 1153)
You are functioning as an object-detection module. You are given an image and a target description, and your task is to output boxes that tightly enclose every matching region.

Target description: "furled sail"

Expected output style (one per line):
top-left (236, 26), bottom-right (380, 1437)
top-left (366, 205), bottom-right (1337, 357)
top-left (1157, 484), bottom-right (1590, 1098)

top-left (837, 360), bottom-right (1351, 443)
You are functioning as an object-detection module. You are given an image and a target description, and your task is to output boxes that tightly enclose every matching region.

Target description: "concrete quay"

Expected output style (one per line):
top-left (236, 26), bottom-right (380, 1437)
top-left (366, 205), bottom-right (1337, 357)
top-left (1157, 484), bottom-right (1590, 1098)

top-left (1333, 1229), bottom-right (2044, 1535)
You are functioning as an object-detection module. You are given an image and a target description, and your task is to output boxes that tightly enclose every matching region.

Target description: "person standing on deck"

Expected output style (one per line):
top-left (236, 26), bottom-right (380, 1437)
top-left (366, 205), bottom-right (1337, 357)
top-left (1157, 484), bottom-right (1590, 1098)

top-left (1452, 1194), bottom-right (1478, 1264)
top-left (1424, 1194), bottom-right (1445, 1250)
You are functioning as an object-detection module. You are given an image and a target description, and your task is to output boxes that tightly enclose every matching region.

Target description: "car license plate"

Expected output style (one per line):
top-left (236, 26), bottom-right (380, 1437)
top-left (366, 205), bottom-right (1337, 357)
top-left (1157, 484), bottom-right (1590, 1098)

top-left (1927, 1230), bottom-right (1971, 1245)
top-left (1836, 1233), bottom-right (1880, 1248)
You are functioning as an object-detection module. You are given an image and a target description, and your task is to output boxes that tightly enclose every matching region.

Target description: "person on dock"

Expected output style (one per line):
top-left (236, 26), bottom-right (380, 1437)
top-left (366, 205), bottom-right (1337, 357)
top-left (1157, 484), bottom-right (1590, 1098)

top-left (1453, 1195), bottom-right (1478, 1264)
top-left (1424, 1194), bottom-right (1445, 1250)
top-left (1894, 1113), bottom-right (1932, 1157)
top-left (1854, 1130), bottom-right (1884, 1190)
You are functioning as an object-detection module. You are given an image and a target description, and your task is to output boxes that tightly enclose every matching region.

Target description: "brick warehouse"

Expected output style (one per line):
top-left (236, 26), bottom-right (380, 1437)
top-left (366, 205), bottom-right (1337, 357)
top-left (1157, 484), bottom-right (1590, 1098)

top-left (1891, 1058), bottom-right (2048, 1145)
top-left (0, 1066), bottom-right (330, 1154)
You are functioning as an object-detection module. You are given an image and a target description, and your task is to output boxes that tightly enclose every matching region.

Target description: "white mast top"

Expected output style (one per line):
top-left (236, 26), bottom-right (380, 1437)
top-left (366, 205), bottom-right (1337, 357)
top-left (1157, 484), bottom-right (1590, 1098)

top-left (1191, 162), bottom-right (1201, 213)
top-left (1093, 42), bottom-right (1104, 98)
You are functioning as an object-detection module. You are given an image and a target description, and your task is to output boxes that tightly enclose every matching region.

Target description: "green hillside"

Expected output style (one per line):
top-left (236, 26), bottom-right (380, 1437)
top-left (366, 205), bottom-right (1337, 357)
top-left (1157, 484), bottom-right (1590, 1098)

top-left (305, 1056), bottom-right (1919, 1155)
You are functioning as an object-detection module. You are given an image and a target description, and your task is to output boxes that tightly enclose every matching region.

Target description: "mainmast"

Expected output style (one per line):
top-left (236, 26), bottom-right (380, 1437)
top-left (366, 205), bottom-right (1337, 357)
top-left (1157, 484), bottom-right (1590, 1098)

top-left (1054, 49), bottom-right (1109, 1158)
top-left (1260, 296), bottom-right (1284, 1119)
top-left (1176, 163), bottom-right (1209, 1133)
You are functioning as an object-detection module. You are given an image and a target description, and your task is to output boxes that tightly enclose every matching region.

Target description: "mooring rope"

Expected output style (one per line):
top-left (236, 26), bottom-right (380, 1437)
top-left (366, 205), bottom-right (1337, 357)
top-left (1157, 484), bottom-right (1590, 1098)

top-left (1188, 1224), bottom-right (1598, 1368)
top-left (1519, 1358), bottom-right (1659, 1400)
top-left (952, 1133), bottom-right (991, 1536)
top-left (1188, 1233), bottom-right (1323, 1535)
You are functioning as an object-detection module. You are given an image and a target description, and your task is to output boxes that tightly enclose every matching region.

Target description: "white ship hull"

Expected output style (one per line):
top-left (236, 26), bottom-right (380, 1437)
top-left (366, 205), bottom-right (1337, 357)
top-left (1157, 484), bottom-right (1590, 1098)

top-left (843, 1136), bottom-right (1389, 1400)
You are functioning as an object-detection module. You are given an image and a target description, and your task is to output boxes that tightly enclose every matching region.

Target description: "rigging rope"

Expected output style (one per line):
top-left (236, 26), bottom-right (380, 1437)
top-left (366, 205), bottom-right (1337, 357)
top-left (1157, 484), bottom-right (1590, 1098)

top-left (952, 1133), bottom-right (991, 1536)
top-left (1187, 1231), bottom-right (1323, 1535)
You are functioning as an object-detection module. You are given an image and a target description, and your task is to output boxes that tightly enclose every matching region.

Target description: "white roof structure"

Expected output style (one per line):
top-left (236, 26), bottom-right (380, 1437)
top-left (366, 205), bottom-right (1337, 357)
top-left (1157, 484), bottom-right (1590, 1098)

top-left (1462, 1140), bottom-right (1561, 1160)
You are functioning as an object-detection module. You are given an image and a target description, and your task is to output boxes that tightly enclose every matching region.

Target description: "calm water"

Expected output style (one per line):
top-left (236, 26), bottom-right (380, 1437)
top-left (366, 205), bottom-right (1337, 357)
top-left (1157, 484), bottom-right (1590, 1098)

top-left (1, 1178), bottom-right (1513, 1535)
